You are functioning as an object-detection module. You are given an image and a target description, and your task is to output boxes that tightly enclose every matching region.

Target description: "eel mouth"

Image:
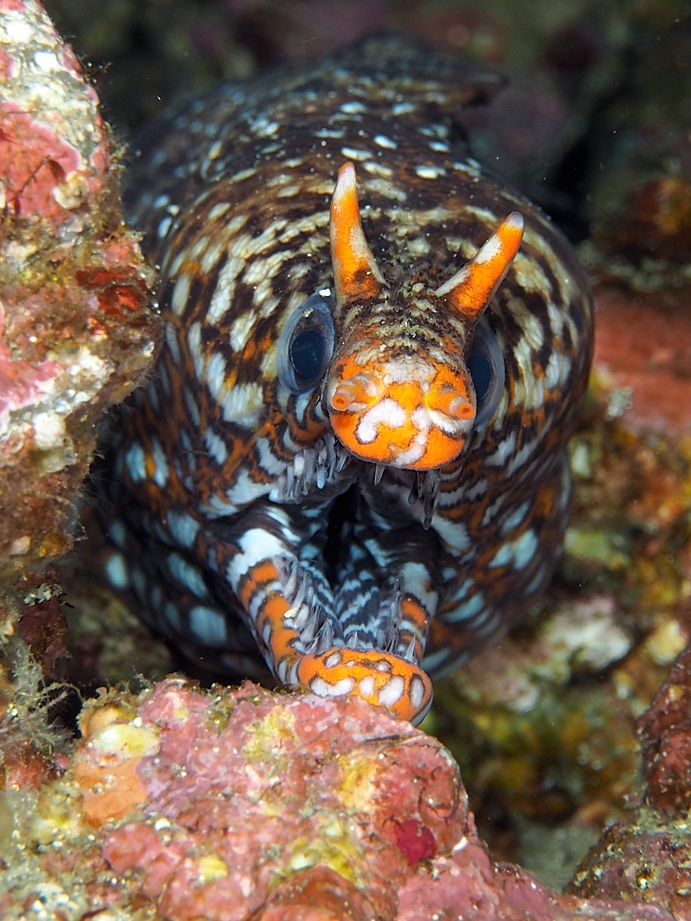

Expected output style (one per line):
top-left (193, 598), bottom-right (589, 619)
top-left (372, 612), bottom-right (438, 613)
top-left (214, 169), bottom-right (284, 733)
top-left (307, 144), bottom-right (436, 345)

top-left (269, 432), bottom-right (442, 527)
top-left (266, 433), bottom-right (438, 724)
top-left (269, 433), bottom-right (348, 504)
top-left (295, 646), bottom-right (434, 725)
top-left (275, 554), bottom-right (434, 724)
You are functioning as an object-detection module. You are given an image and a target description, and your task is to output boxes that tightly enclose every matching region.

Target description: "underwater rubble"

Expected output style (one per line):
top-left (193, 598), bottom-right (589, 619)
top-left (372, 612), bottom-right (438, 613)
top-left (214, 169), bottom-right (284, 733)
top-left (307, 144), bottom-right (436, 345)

top-left (568, 643), bottom-right (691, 918)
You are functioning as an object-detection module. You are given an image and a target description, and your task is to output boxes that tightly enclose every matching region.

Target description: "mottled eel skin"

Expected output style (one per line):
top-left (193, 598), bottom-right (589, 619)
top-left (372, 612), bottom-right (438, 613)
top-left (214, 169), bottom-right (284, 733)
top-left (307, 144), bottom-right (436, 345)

top-left (92, 35), bottom-right (593, 724)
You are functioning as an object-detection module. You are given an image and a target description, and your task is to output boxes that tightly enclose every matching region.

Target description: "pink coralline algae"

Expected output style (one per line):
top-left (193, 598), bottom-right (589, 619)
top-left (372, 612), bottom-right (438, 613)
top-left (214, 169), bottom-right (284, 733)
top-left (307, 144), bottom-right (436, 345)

top-left (0, 0), bottom-right (107, 226)
top-left (85, 681), bottom-right (465, 919)
top-left (592, 285), bottom-right (691, 437)
top-left (0, 0), bottom-right (158, 576)
top-left (0, 302), bottom-right (62, 437)
top-left (0, 678), bottom-right (668, 920)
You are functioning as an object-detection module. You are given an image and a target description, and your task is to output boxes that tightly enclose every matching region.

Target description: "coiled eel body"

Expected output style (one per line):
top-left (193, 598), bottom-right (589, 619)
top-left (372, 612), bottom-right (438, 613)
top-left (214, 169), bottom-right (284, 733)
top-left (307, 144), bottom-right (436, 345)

top-left (92, 35), bottom-right (593, 724)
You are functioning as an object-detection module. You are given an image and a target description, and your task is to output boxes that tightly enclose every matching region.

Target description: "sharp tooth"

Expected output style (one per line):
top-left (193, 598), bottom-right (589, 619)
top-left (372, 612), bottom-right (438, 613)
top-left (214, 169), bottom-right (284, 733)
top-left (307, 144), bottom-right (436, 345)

top-left (298, 609), bottom-right (318, 644)
top-left (282, 558), bottom-right (299, 597)
top-left (404, 635), bottom-right (417, 662)
top-left (314, 618), bottom-right (335, 652)
top-left (406, 470), bottom-right (441, 525)
top-left (336, 451), bottom-right (349, 472)
top-left (302, 449), bottom-right (316, 491)
top-left (373, 464), bottom-right (385, 486)
top-left (346, 630), bottom-right (359, 649)
top-left (295, 572), bottom-right (309, 609)
top-left (423, 476), bottom-right (440, 528)
top-left (293, 601), bottom-right (311, 631)
top-left (274, 472), bottom-right (287, 500)
top-left (325, 436), bottom-right (336, 479)
top-left (385, 619), bottom-right (400, 651)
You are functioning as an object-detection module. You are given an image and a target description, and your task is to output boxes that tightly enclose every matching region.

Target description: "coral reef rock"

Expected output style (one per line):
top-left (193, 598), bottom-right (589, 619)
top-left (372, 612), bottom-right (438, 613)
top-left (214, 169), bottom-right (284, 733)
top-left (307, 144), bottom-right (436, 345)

top-left (0, 678), bottom-right (679, 920)
top-left (0, 0), bottom-right (159, 577)
top-left (569, 643), bottom-right (691, 920)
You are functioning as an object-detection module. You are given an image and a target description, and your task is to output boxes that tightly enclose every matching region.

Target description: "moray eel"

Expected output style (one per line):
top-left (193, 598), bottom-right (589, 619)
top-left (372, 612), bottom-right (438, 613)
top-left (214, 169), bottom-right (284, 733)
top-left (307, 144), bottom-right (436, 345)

top-left (90, 35), bottom-right (593, 725)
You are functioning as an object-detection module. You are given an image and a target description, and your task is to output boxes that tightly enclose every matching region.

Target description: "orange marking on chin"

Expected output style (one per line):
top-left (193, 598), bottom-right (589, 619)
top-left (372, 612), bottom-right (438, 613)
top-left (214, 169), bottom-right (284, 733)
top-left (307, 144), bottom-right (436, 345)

top-left (296, 647), bottom-right (433, 724)
top-left (245, 560), bottom-right (281, 587)
top-left (400, 596), bottom-right (428, 632)
top-left (243, 581), bottom-right (305, 666)
top-left (330, 162), bottom-right (384, 302)
top-left (399, 597), bottom-right (428, 662)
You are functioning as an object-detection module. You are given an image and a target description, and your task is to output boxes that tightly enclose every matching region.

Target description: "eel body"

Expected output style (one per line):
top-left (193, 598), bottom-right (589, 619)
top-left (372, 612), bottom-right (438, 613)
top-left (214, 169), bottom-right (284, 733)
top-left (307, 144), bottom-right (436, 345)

top-left (92, 35), bottom-right (593, 724)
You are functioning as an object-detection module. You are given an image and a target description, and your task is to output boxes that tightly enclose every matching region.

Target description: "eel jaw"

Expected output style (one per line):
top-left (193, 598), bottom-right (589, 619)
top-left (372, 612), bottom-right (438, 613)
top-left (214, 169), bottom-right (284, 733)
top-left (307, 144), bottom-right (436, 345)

top-left (270, 555), bottom-right (434, 725)
top-left (268, 433), bottom-right (349, 503)
top-left (295, 646), bottom-right (434, 725)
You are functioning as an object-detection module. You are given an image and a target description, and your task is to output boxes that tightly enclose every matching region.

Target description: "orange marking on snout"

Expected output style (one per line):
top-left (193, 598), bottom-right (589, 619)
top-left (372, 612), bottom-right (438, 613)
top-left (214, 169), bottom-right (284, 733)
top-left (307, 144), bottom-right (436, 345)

top-left (328, 359), bottom-right (474, 470)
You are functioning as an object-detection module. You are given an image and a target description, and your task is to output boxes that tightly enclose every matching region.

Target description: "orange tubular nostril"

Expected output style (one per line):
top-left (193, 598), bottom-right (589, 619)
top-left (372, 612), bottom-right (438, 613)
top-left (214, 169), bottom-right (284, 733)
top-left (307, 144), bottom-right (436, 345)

top-left (429, 384), bottom-right (475, 421)
top-left (328, 371), bottom-right (379, 414)
top-left (330, 383), bottom-right (357, 411)
top-left (447, 397), bottom-right (475, 420)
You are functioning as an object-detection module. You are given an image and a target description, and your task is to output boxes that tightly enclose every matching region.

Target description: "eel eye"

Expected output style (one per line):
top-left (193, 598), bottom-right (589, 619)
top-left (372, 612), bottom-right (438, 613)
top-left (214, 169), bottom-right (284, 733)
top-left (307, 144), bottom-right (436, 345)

top-left (467, 319), bottom-right (505, 428)
top-left (277, 292), bottom-right (335, 395)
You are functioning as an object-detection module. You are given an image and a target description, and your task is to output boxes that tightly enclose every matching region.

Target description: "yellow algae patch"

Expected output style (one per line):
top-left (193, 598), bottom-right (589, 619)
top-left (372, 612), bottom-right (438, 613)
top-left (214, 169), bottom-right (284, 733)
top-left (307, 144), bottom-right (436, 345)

top-left (334, 751), bottom-right (381, 811)
top-left (30, 781), bottom-right (85, 846)
top-left (197, 853), bottom-right (229, 883)
top-left (79, 702), bottom-right (136, 737)
top-left (643, 618), bottom-right (688, 666)
top-left (284, 815), bottom-right (358, 884)
top-left (242, 706), bottom-right (297, 763)
top-left (90, 722), bottom-right (160, 758)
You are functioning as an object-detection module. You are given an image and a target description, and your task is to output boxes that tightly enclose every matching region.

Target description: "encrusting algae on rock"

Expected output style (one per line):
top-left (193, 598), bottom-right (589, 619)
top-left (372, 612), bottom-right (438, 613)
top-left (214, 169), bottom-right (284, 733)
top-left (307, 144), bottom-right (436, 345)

top-left (0, 0), bottom-right (159, 580)
top-left (73, 701), bottom-right (160, 826)
top-left (0, 677), bottom-right (678, 920)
